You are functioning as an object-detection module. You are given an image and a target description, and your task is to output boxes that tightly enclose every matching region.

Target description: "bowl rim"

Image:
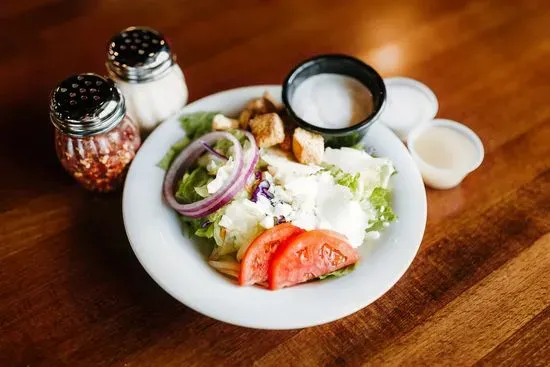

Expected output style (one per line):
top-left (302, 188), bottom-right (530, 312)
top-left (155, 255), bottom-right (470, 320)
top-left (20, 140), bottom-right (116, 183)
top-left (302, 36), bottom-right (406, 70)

top-left (282, 54), bottom-right (386, 136)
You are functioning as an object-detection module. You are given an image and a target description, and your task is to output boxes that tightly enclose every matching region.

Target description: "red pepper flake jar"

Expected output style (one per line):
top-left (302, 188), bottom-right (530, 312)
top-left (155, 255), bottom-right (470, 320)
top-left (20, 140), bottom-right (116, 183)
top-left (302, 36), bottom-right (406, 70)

top-left (50, 73), bottom-right (141, 192)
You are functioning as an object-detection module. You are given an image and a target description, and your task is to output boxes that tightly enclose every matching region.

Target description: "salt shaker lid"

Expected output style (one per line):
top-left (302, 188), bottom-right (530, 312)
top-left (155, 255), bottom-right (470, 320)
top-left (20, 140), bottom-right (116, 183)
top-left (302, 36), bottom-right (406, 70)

top-left (106, 26), bottom-right (175, 83)
top-left (49, 73), bottom-right (126, 137)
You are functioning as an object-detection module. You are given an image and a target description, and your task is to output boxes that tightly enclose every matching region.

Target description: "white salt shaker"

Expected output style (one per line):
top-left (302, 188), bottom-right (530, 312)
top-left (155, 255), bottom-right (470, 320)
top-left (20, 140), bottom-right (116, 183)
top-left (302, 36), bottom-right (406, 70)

top-left (106, 26), bottom-right (188, 133)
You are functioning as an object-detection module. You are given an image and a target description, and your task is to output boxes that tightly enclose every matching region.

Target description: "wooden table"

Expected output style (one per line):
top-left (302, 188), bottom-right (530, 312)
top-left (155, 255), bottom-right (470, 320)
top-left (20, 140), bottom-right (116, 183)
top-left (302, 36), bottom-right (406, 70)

top-left (1, 0), bottom-right (549, 365)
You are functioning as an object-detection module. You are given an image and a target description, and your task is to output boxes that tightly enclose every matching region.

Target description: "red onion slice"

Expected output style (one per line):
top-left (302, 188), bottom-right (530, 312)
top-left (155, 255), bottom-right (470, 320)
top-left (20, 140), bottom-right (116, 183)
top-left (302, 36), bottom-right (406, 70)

top-left (200, 140), bottom-right (228, 161)
top-left (181, 130), bottom-right (259, 218)
top-left (163, 132), bottom-right (243, 218)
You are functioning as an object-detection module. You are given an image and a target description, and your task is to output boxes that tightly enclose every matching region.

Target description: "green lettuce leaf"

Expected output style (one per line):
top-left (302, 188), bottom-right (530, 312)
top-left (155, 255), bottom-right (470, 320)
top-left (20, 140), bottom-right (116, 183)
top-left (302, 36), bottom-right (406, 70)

top-left (194, 210), bottom-right (223, 239)
top-left (175, 166), bottom-right (212, 204)
top-left (213, 137), bottom-right (233, 154)
top-left (194, 222), bottom-right (215, 238)
top-left (367, 187), bottom-right (396, 231)
top-left (350, 142), bottom-right (367, 151)
top-left (336, 172), bottom-right (361, 192)
top-left (318, 264), bottom-right (356, 280)
top-left (180, 111), bottom-right (219, 140)
top-left (212, 129), bottom-right (247, 154)
top-left (181, 210), bottom-right (223, 239)
top-left (322, 164), bottom-right (361, 193)
top-left (369, 186), bottom-right (390, 207)
top-left (157, 136), bottom-right (191, 170)
top-left (181, 216), bottom-right (202, 238)
top-left (158, 112), bottom-right (218, 170)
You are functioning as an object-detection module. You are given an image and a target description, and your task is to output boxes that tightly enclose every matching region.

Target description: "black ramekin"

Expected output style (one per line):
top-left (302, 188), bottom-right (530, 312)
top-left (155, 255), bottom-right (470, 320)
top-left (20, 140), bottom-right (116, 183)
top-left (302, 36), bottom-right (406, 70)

top-left (282, 54), bottom-right (386, 147)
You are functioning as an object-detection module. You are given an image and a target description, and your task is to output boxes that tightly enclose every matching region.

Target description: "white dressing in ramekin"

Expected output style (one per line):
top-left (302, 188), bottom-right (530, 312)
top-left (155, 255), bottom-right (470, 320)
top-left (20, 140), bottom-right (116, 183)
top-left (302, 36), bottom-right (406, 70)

top-left (408, 119), bottom-right (484, 189)
top-left (290, 73), bottom-right (373, 129)
top-left (378, 77), bottom-right (438, 142)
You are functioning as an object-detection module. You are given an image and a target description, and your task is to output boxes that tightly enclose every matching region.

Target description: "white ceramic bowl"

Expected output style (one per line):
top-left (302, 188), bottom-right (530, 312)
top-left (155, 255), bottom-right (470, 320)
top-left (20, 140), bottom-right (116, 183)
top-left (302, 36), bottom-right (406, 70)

top-left (408, 119), bottom-right (484, 189)
top-left (122, 85), bottom-right (427, 329)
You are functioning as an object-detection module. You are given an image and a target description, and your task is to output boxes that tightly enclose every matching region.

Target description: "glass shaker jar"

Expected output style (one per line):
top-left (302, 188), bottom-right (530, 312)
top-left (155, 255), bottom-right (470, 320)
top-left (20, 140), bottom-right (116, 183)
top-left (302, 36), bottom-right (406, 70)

top-left (106, 26), bottom-right (188, 133)
top-left (50, 73), bottom-right (141, 192)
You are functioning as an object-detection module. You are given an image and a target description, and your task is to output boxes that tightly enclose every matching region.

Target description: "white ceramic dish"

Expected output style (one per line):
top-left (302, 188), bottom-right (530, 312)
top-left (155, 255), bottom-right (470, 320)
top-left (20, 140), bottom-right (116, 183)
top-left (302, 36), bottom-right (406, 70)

top-left (408, 118), bottom-right (484, 189)
top-left (379, 77), bottom-right (438, 142)
top-left (122, 85), bottom-right (427, 329)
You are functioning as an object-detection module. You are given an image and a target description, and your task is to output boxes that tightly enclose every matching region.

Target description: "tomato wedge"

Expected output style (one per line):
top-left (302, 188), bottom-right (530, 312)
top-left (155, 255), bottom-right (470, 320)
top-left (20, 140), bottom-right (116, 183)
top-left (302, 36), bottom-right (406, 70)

top-left (269, 229), bottom-right (359, 290)
top-left (239, 223), bottom-right (305, 286)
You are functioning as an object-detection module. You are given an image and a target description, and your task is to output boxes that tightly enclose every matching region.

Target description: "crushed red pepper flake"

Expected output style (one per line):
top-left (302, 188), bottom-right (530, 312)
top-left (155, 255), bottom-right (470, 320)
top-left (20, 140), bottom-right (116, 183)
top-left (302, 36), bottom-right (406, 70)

top-left (55, 117), bottom-right (140, 192)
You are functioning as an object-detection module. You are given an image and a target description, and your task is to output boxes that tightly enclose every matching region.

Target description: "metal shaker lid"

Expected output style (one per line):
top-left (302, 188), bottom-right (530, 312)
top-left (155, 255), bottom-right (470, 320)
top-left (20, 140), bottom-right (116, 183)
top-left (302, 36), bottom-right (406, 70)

top-left (106, 26), bottom-right (175, 83)
top-left (49, 73), bottom-right (126, 137)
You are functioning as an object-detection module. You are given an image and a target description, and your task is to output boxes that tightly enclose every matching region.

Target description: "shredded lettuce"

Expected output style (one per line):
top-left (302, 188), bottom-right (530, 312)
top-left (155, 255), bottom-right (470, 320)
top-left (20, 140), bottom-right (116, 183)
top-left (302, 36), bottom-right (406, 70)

top-left (157, 137), bottom-right (191, 170)
top-left (336, 172), bottom-right (361, 192)
top-left (321, 164), bottom-right (361, 193)
top-left (194, 184), bottom-right (210, 198)
top-left (195, 223), bottom-right (215, 238)
top-left (213, 137), bottom-right (233, 154)
top-left (350, 142), bottom-right (367, 151)
top-left (180, 111), bottom-right (219, 140)
top-left (213, 129), bottom-right (245, 152)
top-left (367, 187), bottom-right (396, 231)
top-left (318, 264), bottom-right (356, 280)
top-left (349, 143), bottom-right (378, 156)
top-left (195, 211), bottom-right (223, 239)
top-left (369, 187), bottom-right (393, 210)
top-left (207, 129), bottom-right (249, 170)
top-left (158, 112), bottom-right (218, 170)
top-left (181, 210), bottom-right (223, 239)
top-left (181, 217), bottom-right (202, 238)
top-left (175, 166), bottom-right (212, 204)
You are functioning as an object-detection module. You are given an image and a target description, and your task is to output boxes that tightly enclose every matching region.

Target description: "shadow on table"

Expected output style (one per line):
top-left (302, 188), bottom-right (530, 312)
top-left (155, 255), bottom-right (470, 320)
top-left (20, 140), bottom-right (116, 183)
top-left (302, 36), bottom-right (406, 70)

top-left (67, 191), bottom-right (186, 308)
top-left (63, 193), bottom-right (213, 341)
top-left (62, 192), bottom-right (300, 363)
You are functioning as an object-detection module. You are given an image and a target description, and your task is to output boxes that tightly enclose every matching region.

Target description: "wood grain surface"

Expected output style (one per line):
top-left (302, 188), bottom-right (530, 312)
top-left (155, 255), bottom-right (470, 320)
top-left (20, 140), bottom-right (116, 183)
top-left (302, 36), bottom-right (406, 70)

top-left (1, 0), bottom-right (549, 366)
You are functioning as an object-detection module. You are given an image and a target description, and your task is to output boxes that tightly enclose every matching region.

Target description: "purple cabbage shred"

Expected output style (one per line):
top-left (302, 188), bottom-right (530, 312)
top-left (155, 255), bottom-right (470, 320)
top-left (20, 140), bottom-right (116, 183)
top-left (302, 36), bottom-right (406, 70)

top-left (251, 180), bottom-right (272, 202)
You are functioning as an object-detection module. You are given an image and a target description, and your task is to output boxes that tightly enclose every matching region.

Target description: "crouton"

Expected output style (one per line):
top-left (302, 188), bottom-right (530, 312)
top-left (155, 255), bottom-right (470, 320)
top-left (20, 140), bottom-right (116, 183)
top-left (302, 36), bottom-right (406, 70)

top-left (292, 127), bottom-right (324, 164)
top-left (249, 113), bottom-right (285, 148)
top-left (262, 91), bottom-right (282, 112)
top-left (246, 98), bottom-right (268, 113)
top-left (278, 109), bottom-right (296, 151)
top-left (212, 114), bottom-right (239, 131)
top-left (279, 131), bottom-right (293, 151)
top-left (239, 109), bottom-right (252, 129)
top-left (239, 92), bottom-right (281, 129)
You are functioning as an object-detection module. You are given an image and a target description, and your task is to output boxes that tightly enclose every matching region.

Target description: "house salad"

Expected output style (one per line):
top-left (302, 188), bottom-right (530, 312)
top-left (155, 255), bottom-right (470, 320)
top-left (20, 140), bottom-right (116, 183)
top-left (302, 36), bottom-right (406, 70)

top-left (161, 92), bottom-right (396, 290)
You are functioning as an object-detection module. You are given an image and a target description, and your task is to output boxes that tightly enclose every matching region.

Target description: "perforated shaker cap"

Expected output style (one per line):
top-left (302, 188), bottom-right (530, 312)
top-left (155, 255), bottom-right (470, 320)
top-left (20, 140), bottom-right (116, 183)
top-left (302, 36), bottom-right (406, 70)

top-left (106, 26), bottom-right (175, 83)
top-left (49, 73), bottom-right (126, 137)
